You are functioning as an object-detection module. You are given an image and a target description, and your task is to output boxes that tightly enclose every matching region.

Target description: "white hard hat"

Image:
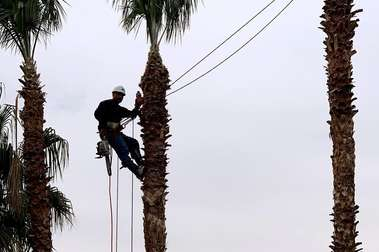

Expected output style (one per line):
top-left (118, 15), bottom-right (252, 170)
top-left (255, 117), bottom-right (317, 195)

top-left (112, 85), bottom-right (126, 95)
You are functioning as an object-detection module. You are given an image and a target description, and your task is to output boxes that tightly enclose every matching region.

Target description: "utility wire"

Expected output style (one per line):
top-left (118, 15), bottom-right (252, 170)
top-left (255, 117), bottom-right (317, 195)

top-left (167, 0), bottom-right (295, 97)
top-left (169, 0), bottom-right (276, 87)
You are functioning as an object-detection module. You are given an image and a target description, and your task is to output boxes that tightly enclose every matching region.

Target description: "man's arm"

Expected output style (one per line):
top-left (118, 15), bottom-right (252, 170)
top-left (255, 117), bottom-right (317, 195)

top-left (120, 106), bottom-right (139, 119)
top-left (94, 101), bottom-right (107, 127)
top-left (120, 92), bottom-right (143, 119)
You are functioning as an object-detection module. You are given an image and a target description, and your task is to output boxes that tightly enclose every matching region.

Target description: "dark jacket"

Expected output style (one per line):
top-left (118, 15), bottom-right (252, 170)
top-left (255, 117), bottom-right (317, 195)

top-left (94, 99), bottom-right (139, 129)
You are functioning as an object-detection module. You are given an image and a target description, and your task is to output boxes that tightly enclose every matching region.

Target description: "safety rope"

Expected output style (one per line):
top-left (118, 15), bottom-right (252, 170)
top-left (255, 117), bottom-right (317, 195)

top-left (108, 173), bottom-right (114, 252)
top-left (115, 158), bottom-right (120, 252)
top-left (131, 120), bottom-right (135, 252)
top-left (107, 121), bottom-right (135, 252)
top-left (167, 0), bottom-right (295, 97)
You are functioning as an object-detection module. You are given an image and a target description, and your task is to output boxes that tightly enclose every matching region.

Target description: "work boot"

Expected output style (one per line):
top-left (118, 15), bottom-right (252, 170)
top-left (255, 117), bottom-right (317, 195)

top-left (121, 160), bottom-right (145, 181)
top-left (131, 149), bottom-right (144, 166)
top-left (135, 165), bottom-right (145, 181)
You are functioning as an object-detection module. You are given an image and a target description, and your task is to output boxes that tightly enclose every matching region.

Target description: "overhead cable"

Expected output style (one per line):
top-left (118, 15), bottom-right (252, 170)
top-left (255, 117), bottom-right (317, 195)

top-left (167, 0), bottom-right (295, 97)
top-left (169, 0), bottom-right (277, 87)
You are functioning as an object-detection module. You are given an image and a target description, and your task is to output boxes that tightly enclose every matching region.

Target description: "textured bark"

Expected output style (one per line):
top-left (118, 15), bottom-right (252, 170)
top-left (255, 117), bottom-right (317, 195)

top-left (321, 1), bottom-right (362, 252)
top-left (19, 58), bottom-right (52, 252)
top-left (139, 49), bottom-right (170, 252)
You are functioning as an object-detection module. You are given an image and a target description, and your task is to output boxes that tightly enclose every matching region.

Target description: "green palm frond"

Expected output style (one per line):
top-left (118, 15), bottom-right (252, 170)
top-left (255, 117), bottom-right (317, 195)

top-left (0, 144), bottom-right (13, 182)
top-left (43, 127), bottom-right (69, 180)
top-left (164, 0), bottom-right (198, 42)
top-left (40, 0), bottom-right (66, 31)
top-left (0, 200), bottom-right (30, 252)
top-left (7, 152), bottom-right (23, 215)
top-left (0, 105), bottom-right (14, 145)
top-left (48, 186), bottom-right (73, 231)
top-left (113, 0), bottom-right (198, 46)
top-left (0, 1), bottom-right (24, 53)
top-left (0, 0), bottom-right (66, 59)
top-left (0, 223), bottom-right (14, 252)
top-left (0, 207), bottom-right (24, 252)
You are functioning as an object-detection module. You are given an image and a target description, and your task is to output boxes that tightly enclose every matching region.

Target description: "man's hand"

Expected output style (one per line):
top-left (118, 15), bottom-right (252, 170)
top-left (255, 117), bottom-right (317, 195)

top-left (135, 91), bottom-right (144, 108)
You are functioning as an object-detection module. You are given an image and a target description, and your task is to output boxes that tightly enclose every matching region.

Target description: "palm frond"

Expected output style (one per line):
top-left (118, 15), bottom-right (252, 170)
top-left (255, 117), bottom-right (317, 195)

top-left (0, 0), bottom-right (67, 59)
top-left (0, 223), bottom-right (14, 252)
top-left (48, 186), bottom-right (73, 231)
top-left (7, 152), bottom-right (23, 215)
top-left (0, 143), bottom-right (12, 182)
top-left (113, 0), bottom-right (199, 46)
top-left (113, 0), bottom-right (165, 45)
top-left (164, 0), bottom-right (198, 42)
top-left (0, 202), bottom-right (29, 252)
top-left (43, 127), bottom-right (69, 180)
top-left (0, 1), bottom-right (24, 52)
top-left (40, 0), bottom-right (66, 32)
top-left (0, 105), bottom-right (14, 145)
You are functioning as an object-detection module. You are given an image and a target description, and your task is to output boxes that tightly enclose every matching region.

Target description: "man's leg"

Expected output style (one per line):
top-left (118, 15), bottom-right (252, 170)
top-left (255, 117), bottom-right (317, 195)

top-left (107, 132), bottom-right (139, 172)
top-left (123, 134), bottom-right (143, 166)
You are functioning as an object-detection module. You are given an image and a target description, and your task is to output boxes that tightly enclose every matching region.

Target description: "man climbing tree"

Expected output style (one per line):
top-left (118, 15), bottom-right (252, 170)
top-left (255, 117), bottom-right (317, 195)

top-left (94, 85), bottom-right (144, 180)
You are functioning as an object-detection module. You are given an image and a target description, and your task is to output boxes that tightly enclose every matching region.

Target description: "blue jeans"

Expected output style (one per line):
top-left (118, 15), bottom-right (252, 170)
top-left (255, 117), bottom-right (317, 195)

top-left (106, 132), bottom-right (140, 170)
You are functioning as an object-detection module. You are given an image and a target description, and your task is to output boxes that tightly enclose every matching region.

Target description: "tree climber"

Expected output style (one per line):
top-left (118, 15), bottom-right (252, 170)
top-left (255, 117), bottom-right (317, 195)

top-left (94, 85), bottom-right (144, 180)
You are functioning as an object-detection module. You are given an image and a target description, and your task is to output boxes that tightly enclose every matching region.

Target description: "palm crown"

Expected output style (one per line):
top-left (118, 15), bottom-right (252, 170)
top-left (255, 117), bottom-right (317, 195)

top-left (113, 0), bottom-right (198, 47)
top-left (0, 0), bottom-right (65, 59)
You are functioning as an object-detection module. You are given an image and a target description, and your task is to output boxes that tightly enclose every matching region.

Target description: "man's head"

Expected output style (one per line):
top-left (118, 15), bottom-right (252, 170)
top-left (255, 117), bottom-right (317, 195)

top-left (112, 85), bottom-right (126, 104)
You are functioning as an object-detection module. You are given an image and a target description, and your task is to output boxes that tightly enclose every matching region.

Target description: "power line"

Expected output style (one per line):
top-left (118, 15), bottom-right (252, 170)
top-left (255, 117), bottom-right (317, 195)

top-left (169, 0), bottom-right (277, 87)
top-left (167, 0), bottom-right (295, 97)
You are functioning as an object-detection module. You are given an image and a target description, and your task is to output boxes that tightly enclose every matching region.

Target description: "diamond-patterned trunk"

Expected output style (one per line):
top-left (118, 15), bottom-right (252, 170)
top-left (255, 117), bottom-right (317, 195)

top-left (139, 49), bottom-right (170, 252)
top-left (321, 1), bottom-right (362, 251)
top-left (19, 59), bottom-right (52, 252)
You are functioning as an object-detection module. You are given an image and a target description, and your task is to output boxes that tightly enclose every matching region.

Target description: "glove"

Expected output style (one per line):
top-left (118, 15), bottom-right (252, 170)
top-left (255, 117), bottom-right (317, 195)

top-left (135, 91), bottom-right (144, 108)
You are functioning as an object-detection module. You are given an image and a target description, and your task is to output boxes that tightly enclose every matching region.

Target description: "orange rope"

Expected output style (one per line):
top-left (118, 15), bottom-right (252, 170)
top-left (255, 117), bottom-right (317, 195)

top-left (108, 174), bottom-right (113, 252)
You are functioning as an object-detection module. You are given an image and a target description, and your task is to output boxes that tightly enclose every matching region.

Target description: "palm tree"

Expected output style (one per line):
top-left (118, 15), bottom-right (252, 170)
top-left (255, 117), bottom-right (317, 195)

top-left (0, 0), bottom-right (66, 250)
top-left (112, 0), bottom-right (198, 251)
top-left (0, 100), bottom-right (73, 252)
top-left (321, 1), bottom-right (363, 251)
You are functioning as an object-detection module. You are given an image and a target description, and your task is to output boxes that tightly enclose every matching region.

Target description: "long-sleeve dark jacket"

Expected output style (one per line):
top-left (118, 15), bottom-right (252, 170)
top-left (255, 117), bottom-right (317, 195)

top-left (94, 99), bottom-right (139, 129)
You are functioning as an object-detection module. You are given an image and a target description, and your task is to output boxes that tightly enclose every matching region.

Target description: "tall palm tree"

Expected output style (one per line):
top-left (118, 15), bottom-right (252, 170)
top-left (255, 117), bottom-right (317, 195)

top-left (0, 100), bottom-right (73, 252)
top-left (321, 1), bottom-right (363, 251)
top-left (0, 1), bottom-right (66, 250)
top-left (112, 1), bottom-right (198, 251)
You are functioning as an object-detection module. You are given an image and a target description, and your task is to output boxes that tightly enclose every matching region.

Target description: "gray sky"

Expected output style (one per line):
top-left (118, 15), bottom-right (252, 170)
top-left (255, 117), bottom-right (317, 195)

top-left (1, 0), bottom-right (379, 251)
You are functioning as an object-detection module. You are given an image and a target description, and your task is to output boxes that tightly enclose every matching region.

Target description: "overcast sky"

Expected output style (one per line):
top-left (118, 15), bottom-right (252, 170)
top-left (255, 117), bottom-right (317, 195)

top-left (1, 0), bottom-right (378, 251)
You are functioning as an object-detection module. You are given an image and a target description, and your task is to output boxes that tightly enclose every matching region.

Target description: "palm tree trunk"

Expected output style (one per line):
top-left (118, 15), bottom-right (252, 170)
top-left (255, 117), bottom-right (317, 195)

top-left (139, 48), bottom-right (170, 252)
top-left (19, 58), bottom-right (52, 252)
top-left (321, 1), bottom-right (362, 252)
